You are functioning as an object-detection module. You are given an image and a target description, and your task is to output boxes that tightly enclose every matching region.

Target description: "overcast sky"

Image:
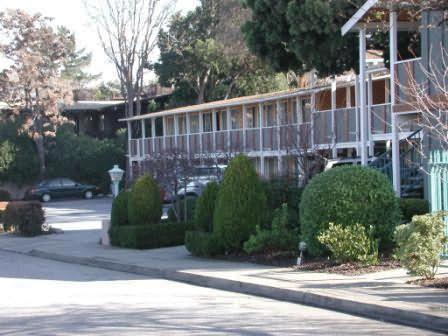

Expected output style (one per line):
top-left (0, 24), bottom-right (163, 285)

top-left (0, 0), bottom-right (199, 84)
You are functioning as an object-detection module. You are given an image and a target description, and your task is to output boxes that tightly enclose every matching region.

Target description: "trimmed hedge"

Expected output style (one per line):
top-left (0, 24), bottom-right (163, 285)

top-left (194, 182), bottom-right (219, 232)
top-left (300, 166), bottom-right (401, 256)
top-left (109, 221), bottom-right (192, 249)
top-left (3, 201), bottom-right (45, 237)
top-left (185, 231), bottom-right (224, 257)
top-left (0, 189), bottom-right (11, 202)
top-left (128, 175), bottom-right (162, 226)
top-left (214, 155), bottom-right (267, 252)
top-left (399, 198), bottom-right (430, 223)
top-left (111, 191), bottom-right (129, 227)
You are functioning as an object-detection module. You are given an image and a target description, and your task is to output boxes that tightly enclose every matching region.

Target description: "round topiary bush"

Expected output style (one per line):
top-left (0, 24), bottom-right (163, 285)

top-left (128, 175), bottom-right (162, 226)
top-left (194, 182), bottom-right (219, 232)
top-left (299, 166), bottom-right (401, 256)
top-left (213, 155), bottom-right (267, 252)
top-left (111, 190), bottom-right (129, 227)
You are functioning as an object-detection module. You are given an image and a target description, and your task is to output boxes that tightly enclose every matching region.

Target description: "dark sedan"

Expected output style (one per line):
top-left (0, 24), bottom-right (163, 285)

top-left (27, 178), bottom-right (100, 202)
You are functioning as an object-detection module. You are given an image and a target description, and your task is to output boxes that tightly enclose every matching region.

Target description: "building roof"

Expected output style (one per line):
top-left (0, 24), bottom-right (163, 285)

top-left (342, 0), bottom-right (379, 36)
top-left (64, 100), bottom-right (126, 113)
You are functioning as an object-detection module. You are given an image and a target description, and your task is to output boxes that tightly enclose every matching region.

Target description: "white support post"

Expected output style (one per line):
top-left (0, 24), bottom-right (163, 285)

top-left (186, 114), bottom-right (191, 155)
top-left (226, 107), bottom-right (231, 152)
top-left (390, 10), bottom-right (401, 196)
top-left (276, 100), bottom-right (282, 174)
top-left (346, 86), bottom-right (351, 108)
top-left (127, 121), bottom-right (133, 180)
top-left (368, 74), bottom-right (374, 157)
top-left (259, 103), bottom-right (265, 177)
top-left (359, 28), bottom-right (368, 166)
top-left (311, 92), bottom-right (316, 148)
top-left (141, 119), bottom-right (146, 158)
top-left (354, 76), bottom-right (361, 155)
top-left (174, 115), bottom-right (179, 148)
top-left (242, 105), bottom-right (247, 153)
top-left (151, 118), bottom-right (156, 153)
top-left (162, 116), bottom-right (167, 151)
top-left (199, 111), bottom-right (203, 155)
top-left (212, 110), bottom-right (217, 152)
top-left (331, 78), bottom-right (337, 158)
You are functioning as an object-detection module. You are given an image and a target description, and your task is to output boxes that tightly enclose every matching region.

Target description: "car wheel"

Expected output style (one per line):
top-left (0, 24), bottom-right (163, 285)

top-left (84, 191), bottom-right (93, 199)
top-left (41, 194), bottom-right (51, 203)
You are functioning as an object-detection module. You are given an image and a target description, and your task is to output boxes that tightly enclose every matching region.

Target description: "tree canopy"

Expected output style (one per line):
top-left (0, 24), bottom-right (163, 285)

top-left (155, 0), bottom-right (287, 106)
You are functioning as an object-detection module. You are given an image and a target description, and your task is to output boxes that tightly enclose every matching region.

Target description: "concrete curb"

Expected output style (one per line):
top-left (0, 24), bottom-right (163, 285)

top-left (2, 247), bottom-right (448, 334)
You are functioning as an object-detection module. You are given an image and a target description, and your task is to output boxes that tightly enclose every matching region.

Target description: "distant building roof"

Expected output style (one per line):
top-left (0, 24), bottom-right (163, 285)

top-left (64, 100), bottom-right (126, 112)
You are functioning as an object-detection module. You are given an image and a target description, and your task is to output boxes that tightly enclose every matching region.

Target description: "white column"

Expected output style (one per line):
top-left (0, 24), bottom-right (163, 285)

top-left (368, 74), bottom-right (374, 157)
top-left (151, 118), bottom-right (156, 153)
top-left (346, 86), bottom-right (351, 108)
top-left (174, 115), bottom-right (179, 148)
top-left (199, 111), bottom-right (203, 154)
top-left (359, 28), bottom-right (368, 166)
top-left (141, 119), bottom-right (146, 158)
top-left (212, 110), bottom-right (217, 152)
top-left (311, 92), bottom-right (316, 148)
top-left (242, 105), bottom-right (247, 153)
top-left (162, 116), bottom-right (167, 151)
top-left (186, 114), bottom-right (191, 155)
top-left (296, 96), bottom-right (301, 152)
top-left (390, 10), bottom-right (401, 195)
top-left (127, 121), bottom-right (133, 180)
top-left (355, 76), bottom-right (360, 154)
top-left (276, 100), bottom-right (282, 174)
top-left (331, 77), bottom-right (337, 158)
top-left (226, 107), bottom-right (231, 152)
top-left (259, 103), bottom-right (265, 177)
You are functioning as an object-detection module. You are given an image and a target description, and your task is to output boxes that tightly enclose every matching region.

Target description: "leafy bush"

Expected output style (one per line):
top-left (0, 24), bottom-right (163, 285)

top-left (185, 231), bottom-right (225, 257)
top-left (262, 177), bottom-right (302, 229)
top-left (3, 201), bottom-right (45, 237)
top-left (109, 222), bottom-right (191, 249)
top-left (169, 196), bottom-right (197, 222)
top-left (244, 204), bottom-right (298, 255)
top-left (0, 189), bottom-right (11, 201)
top-left (111, 191), bottom-right (129, 227)
top-left (214, 155), bottom-right (267, 252)
top-left (194, 182), bottom-right (219, 232)
top-left (394, 213), bottom-right (446, 279)
top-left (0, 120), bottom-right (40, 185)
top-left (399, 198), bottom-right (430, 223)
top-left (318, 223), bottom-right (378, 264)
top-left (46, 125), bottom-right (125, 193)
top-left (300, 166), bottom-right (401, 256)
top-left (128, 175), bottom-right (162, 226)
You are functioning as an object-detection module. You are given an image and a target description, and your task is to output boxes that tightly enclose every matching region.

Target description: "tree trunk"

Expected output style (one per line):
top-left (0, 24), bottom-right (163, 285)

top-left (34, 134), bottom-right (46, 177)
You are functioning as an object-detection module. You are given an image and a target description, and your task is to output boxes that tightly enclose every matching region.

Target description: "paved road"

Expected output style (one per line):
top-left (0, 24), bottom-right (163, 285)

top-left (0, 251), bottom-right (439, 336)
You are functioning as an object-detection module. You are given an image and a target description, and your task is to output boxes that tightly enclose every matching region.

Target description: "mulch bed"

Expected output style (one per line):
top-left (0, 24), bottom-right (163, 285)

top-left (408, 277), bottom-right (448, 289)
top-left (293, 259), bottom-right (401, 276)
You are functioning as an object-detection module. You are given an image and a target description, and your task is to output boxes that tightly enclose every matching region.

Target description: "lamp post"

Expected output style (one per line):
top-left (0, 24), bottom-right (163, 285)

top-left (297, 241), bottom-right (307, 266)
top-left (108, 165), bottom-right (124, 198)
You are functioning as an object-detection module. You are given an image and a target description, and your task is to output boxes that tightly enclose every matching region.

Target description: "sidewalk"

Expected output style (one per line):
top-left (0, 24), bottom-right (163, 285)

top-left (1, 227), bottom-right (448, 333)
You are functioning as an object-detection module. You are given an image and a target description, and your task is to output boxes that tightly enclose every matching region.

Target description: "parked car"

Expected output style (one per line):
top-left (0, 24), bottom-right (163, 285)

top-left (27, 178), bottom-right (100, 202)
top-left (176, 165), bottom-right (227, 199)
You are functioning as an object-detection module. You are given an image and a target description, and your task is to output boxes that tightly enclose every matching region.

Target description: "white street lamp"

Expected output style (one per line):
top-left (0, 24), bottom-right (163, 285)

top-left (108, 165), bottom-right (124, 198)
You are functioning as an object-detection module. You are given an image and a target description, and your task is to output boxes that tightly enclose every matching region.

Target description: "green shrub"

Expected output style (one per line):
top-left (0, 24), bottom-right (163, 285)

top-left (185, 231), bottom-right (225, 257)
top-left (214, 155), bottom-right (267, 252)
top-left (128, 175), bottom-right (162, 226)
top-left (194, 182), bottom-right (219, 232)
top-left (262, 177), bottom-right (302, 229)
top-left (111, 191), bottom-right (129, 227)
top-left (394, 213), bottom-right (446, 279)
top-left (3, 201), bottom-right (45, 237)
top-left (399, 198), bottom-right (430, 223)
top-left (300, 166), bottom-right (401, 256)
top-left (109, 221), bottom-right (191, 249)
top-left (0, 189), bottom-right (11, 201)
top-left (318, 223), bottom-right (378, 264)
top-left (244, 204), bottom-right (298, 255)
top-left (169, 196), bottom-right (197, 222)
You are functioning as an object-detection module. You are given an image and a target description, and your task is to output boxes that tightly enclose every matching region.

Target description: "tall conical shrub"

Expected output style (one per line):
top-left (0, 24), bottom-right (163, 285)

top-left (194, 182), bottom-right (219, 232)
top-left (128, 174), bottom-right (162, 226)
top-left (214, 155), bottom-right (267, 252)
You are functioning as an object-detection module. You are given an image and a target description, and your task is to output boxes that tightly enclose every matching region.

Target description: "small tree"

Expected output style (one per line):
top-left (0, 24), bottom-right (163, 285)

top-left (214, 155), bottom-right (267, 252)
top-left (194, 182), bottom-right (219, 232)
top-left (128, 174), bottom-right (162, 226)
top-left (394, 213), bottom-right (447, 279)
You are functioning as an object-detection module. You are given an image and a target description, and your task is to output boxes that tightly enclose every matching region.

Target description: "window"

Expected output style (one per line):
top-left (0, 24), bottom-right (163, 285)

top-left (203, 113), bottom-right (213, 132)
top-left (216, 110), bottom-right (227, 131)
top-left (178, 115), bottom-right (186, 135)
top-left (190, 114), bottom-right (200, 133)
top-left (131, 121), bottom-right (141, 139)
top-left (61, 178), bottom-right (76, 187)
top-left (278, 101), bottom-right (288, 125)
top-left (246, 106), bottom-right (259, 128)
top-left (144, 119), bottom-right (152, 138)
top-left (264, 104), bottom-right (277, 127)
top-left (231, 109), bottom-right (242, 129)
top-left (301, 98), bottom-right (312, 123)
top-left (291, 99), bottom-right (298, 124)
top-left (48, 179), bottom-right (62, 188)
top-left (99, 114), bottom-right (105, 132)
top-left (155, 117), bottom-right (163, 137)
top-left (165, 116), bottom-right (175, 136)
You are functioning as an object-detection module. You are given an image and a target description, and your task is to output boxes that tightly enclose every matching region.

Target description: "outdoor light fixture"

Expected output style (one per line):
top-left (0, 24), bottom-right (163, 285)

top-left (108, 165), bottom-right (124, 198)
top-left (297, 241), bottom-right (307, 266)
